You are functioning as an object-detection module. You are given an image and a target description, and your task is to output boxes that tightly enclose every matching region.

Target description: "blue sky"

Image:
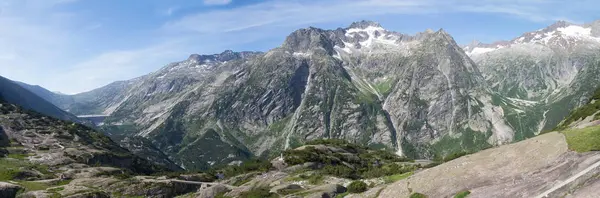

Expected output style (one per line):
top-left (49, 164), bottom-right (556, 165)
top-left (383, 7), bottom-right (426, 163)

top-left (0, 0), bottom-right (599, 94)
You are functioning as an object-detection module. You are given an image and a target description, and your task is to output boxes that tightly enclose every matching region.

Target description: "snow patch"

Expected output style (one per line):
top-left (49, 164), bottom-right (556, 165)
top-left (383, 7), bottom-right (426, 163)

top-left (346, 26), bottom-right (385, 36)
top-left (526, 25), bottom-right (600, 45)
top-left (293, 52), bottom-right (310, 57)
top-left (536, 110), bottom-right (549, 135)
top-left (345, 26), bottom-right (398, 48)
top-left (507, 97), bottom-right (539, 106)
top-left (156, 73), bottom-right (167, 79)
top-left (332, 50), bottom-right (342, 60)
top-left (467, 47), bottom-right (498, 56)
top-left (557, 25), bottom-right (592, 37)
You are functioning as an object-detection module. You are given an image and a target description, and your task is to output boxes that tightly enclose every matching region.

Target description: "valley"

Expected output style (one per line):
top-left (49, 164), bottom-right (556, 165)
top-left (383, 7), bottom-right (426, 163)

top-left (29, 20), bottom-right (600, 170)
top-left (2, 18), bottom-right (600, 198)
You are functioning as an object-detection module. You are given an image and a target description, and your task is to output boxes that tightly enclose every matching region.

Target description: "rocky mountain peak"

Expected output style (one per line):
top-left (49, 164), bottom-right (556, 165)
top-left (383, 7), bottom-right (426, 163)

top-left (434, 28), bottom-right (453, 39)
top-left (464, 20), bottom-right (600, 57)
top-left (187, 54), bottom-right (202, 61)
top-left (348, 20), bottom-right (383, 29)
top-left (282, 26), bottom-right (336, 54)
top-left (543, 20), bottom-right (573, 33)
top-left (216, 50), bottom-right (240, 62)
top-left (186, 50), bottom-right (260, 64)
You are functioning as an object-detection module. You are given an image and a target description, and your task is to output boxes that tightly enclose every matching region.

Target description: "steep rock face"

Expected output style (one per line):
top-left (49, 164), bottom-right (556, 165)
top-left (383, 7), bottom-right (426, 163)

top-left (465, 20), bottom-right (600, 132)
top-left (57, 21), bottom-right (522, 169)
top-left (77, 50), bottom-right (262, 170)
top-left (325, 23), bottom-right (513, 158)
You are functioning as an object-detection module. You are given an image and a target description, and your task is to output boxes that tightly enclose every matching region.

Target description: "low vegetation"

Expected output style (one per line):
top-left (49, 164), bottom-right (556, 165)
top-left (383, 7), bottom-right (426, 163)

top-left (556, 87), bottom-right (600, 130)
top-left (0, 157), bottom-right (66, 194)
top-left (562, 125), bottom-right (600, 153)
top-left (347, 180), bottom-right (368, 193)
top-left (0, 157), bottom-right (51, 181)
top-left (440, 151), bottom-right (471, 162)
top-left (286, 173), bottom-right (324, 185)
top-left (208, 158), bottom-right (272, 178)
top-left (409, 192), bottom-right (428, 198)
top-left (238, 186), bottom-right (278, 198)
top-left (283, 139), bottom-right (417, 179)
top-left (335, 192), bottom-right (350, 198)
top-left (454, 190), bottom-right (471, 198)
top-left (383, 171), bottom-right (413, 184)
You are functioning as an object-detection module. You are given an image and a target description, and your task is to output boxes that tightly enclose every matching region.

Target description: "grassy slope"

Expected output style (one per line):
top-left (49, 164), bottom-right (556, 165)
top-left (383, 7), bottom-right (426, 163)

top-left (556, 88), bottom-right (600, 130)
top-left (562, 125), bottom-right (600, 153)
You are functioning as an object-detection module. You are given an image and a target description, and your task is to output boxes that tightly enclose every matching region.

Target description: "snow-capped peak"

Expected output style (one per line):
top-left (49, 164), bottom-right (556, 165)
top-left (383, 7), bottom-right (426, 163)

top-left (465, 22), bottom-right (600, 57)
top-left (556, 25), bottom-right (593, 37)
top-left (346, 25), bottom-right (385, 36)
top-left (342, 22), bottom-right (402, 51)
top-left (524, 25), bottom-right (599, 45)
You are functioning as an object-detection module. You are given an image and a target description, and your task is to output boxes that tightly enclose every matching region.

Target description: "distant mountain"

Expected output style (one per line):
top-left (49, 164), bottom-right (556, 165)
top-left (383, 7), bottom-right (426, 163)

top-left (52, 21), bottom-right (533, 170)
top-left (0, 97), bottom-right (167, 173)
top-left (0, 76), bottom-right (80, 122)
top-left (554, 87), bottom-right (600, 130)
top-left (26, 20), bottom-right (600, 170)
top-left (464, 20), bottom-right (600, 132)
top-left (5, 76), bottom-right (183, 171)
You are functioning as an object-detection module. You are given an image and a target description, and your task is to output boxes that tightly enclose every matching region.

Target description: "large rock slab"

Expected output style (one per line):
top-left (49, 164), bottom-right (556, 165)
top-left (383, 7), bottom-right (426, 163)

top-left (351, 132), bottom-right (572, 197)
top-left (306, 184), bottom-right (346, 198)
top-left (195, 183), bottom-right (232, 198)
top-left (0, 182), bottom-right (23, 198)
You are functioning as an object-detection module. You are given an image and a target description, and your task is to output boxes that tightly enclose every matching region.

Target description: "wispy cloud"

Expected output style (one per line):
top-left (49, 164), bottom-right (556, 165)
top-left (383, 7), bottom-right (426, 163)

top-left (0, 0), bottom-right (78, 88)
top-left (51, 41), bottom-right (187, 94)
top-left (166, 0), bottom-right (591, 34)
top-left (204, 0), bottom-right (232, 6)
top-left (163, 6), bottom-right (179, 16)
top-left (165, 0), bottom-right (427, 34)
top-left (1, 0), bottom-right (599, 94)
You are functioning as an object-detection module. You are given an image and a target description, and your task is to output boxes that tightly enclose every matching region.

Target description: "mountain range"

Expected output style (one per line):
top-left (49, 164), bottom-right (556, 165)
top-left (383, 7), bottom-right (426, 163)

top-left (0, 76), bottom-right (81, 123)
top-left (10, 20), bottom-right (600, 170)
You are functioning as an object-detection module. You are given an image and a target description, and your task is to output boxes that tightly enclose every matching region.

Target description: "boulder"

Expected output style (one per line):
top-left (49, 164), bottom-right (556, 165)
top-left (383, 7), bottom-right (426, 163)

top-left (120, 179), bottom-right (202, 197)
top-left (306, 184), bottom-right (346, 198)
top-left (270, 183), bottom-right (303, 194)
top-left (195, 184), bottom-right (232, 198)
top-left (284, 162), bottom-right (321, 173)
top-left (178, 173), bottom-right (215, 182)
top-left (0, 182), bottom-right (23, 198)
top-left (223, 185), bottom-right (252, 198)
top-left (12, 169), bottom-right (44, 180)
top-left (64, 191), bottom-right (111, 198)
top-left (19, 191), bottom-right (53, 198)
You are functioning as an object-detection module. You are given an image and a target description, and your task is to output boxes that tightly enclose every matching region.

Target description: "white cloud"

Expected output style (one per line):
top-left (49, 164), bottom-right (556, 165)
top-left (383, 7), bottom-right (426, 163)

top-left (204, 0), bottom-right (232, 6)
top-left (50, 41), bottom-right (186, 94)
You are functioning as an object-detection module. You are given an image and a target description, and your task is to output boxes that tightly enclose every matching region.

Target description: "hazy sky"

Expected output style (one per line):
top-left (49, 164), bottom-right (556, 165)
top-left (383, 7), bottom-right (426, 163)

top-left (1, 0), bottom-right (599, 94)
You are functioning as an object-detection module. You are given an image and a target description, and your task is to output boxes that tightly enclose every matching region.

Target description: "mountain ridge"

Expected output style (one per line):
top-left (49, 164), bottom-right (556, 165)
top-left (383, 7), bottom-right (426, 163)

top-left (0, 76), bottom-right (82, 123)
top-left (463, 19), bottom-right (600, 134)
top-left (38, 21), bottom-right (525, 169)
top-left (15, 20), bottom-right (600, 171)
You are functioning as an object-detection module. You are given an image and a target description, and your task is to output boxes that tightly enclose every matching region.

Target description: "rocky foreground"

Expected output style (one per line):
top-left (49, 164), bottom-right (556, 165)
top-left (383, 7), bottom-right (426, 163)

top-left (349, 131), bottom-right (600, 198)
top-left (2, 91), bottom-right (600, 198)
